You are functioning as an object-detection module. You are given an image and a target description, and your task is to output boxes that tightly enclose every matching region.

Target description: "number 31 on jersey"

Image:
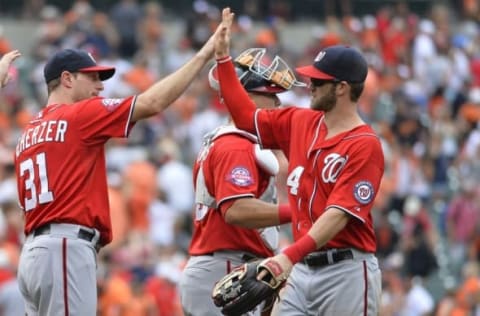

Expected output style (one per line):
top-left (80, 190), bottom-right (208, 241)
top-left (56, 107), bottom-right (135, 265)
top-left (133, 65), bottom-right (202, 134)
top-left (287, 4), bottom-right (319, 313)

top-left (19, 152), bottom-right (54, 211)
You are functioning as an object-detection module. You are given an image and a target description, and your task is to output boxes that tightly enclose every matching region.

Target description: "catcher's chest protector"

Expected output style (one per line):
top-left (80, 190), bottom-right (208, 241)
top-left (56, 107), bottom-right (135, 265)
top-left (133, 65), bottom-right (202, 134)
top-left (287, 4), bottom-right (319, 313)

top-left (195, 125), bottom-right (280, 251)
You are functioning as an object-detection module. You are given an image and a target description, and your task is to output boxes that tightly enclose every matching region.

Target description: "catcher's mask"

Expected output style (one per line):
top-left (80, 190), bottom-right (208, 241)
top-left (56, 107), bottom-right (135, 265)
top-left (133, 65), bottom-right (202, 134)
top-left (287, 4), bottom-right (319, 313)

top-left (209, 48), bottom-right (306, 94)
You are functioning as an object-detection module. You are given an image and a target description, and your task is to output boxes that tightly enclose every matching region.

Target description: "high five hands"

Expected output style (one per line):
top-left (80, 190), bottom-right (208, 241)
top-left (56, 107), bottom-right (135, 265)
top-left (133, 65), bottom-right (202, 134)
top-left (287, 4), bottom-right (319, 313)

top-left (0, 50), bottom-right (21, 88)
top-left (198, 8), bottom-right (234, 61)
top-left (214, 8), bottom-right (234, 60)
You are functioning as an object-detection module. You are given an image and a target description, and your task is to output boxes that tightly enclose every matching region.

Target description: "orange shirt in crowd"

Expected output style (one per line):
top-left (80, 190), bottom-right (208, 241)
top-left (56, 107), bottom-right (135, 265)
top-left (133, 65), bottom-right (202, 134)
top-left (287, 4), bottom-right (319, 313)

top-left (145, 276), bottom-right (183, 316)
top-left (123, 67), bottom-right (156, 93)
top-left (108, 187), bottom-right (129, 248)
top-left (123, 161), bottom-right (157, 232)
top-left (451, 276), bottom-right (480, 316)
top-left (99, 271), bottom-right (162, 316)
top-left (98, 273), bottom-right (132, 316)
top-left (0, 38), bottom-right (11, 55)
top-left (122, 290), bottom-right (157, 316)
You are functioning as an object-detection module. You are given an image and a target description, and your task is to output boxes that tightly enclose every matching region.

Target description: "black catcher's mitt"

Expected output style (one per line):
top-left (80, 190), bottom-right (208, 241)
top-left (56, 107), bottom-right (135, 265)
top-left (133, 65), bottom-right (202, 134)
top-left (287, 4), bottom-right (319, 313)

top-left (212, 259), bottom-right (287, 316)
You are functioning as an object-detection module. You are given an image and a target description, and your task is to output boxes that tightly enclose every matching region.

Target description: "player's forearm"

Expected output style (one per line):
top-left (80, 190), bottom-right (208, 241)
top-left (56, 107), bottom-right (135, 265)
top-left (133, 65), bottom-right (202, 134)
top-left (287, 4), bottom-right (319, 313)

top-left (217, 57), bottom-right (256, 133)
top-left (308, 207), bottom-right (350, 246)
top-left (0, 60), bottom-right (11, 88)
top-left (133, 52), bottom-right (211, 121)
top-left (283, 207), bottom-right (349, 264)
top-left (225, 199), bottom-right (288, 228)
top-left (0, 64), bottom-right (8, 87)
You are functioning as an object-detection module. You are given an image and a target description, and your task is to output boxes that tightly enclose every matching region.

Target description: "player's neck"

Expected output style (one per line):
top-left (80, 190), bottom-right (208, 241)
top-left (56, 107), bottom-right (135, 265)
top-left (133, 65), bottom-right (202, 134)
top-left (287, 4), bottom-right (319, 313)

top-left (46, 91), bottom-right (75, 106)
top-left (323, 107), bottom-right (365, 137)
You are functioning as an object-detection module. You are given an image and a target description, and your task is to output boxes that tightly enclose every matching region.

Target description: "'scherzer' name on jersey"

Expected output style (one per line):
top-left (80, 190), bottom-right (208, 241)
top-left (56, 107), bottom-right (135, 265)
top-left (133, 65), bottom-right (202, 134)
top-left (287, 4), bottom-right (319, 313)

top-left (16, 120), bottom-right (68, 157)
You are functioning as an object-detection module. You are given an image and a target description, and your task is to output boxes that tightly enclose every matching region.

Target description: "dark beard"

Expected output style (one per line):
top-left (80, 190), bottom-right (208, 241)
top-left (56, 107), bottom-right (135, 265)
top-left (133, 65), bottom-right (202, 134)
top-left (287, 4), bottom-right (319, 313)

top-left (311, 85), bottom-right (336, 112)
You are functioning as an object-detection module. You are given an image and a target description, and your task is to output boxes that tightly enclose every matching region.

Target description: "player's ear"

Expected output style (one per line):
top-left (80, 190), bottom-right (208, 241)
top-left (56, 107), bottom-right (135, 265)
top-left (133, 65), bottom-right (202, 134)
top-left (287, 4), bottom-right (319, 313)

top-left (61, 71), bottom-right (75, 88)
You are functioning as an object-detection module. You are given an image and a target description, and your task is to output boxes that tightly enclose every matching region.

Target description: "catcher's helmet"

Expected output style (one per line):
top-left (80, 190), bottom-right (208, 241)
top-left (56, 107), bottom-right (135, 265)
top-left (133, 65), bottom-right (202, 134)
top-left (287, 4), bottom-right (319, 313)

top-left (209, 48), bottom-right (306, 94)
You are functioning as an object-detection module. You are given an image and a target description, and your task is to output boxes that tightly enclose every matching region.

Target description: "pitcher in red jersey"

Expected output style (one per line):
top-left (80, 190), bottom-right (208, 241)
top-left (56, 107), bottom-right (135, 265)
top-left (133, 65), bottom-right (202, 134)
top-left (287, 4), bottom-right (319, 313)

top-left (14, 8), bottom-right (234, 316)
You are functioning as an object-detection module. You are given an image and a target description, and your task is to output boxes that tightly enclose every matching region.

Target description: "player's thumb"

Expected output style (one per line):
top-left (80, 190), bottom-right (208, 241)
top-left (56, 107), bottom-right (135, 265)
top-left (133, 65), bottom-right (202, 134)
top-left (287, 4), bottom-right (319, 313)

top-left (257, 267), bottom-right (272, 284)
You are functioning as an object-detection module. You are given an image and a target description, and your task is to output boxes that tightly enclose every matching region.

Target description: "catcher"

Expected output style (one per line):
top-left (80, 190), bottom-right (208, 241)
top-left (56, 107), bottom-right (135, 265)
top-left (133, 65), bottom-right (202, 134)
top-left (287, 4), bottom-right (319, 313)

top-left (178, 46), bottom-right (305, 316)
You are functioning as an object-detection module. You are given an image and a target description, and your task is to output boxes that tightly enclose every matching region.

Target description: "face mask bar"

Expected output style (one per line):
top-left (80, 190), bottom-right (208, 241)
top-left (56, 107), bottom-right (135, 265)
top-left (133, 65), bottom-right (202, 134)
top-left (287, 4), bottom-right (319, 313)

top-left (234, 48), bottom-right (306, 90)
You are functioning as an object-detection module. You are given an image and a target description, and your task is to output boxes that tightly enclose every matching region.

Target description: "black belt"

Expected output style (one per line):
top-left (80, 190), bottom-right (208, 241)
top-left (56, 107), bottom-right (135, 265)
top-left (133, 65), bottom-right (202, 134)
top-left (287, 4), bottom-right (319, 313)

top-left (33, 224), bottom-right (97, 245)
top-left (204, 252), bottom-right (257, 262)
top-left (303, 249), bottom-right (354, 268)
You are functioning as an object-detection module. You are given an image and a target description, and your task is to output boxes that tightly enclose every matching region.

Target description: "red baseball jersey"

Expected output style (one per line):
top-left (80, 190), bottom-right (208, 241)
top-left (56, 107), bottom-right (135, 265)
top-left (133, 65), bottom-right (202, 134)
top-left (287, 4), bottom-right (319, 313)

top-left (188, 127), bottom-right (275, 258)
top-left (14, 96), bottom-right (136, 245)
top-left (254, 107), bottom-right (384, 252)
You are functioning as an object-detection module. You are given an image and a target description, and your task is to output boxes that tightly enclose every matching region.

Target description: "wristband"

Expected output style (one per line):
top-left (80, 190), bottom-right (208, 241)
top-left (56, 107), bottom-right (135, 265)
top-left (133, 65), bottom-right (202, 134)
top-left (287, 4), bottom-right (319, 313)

top-left (216, 56), bottom-right (232, 64)
top-left (278, 204), bottom-right (291, 224)
top-left (282, 234), bottom-right (317, 264)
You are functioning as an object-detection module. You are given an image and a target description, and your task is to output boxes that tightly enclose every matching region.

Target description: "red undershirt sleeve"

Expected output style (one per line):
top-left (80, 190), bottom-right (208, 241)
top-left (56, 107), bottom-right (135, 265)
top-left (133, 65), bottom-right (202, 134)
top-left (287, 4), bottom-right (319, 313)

top-left (216, 57), bottom-right (256, 134)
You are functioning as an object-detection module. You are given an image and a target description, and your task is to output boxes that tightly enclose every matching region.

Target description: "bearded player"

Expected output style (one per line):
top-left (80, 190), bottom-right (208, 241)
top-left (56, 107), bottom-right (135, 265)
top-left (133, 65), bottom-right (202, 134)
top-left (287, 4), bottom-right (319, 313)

top-left (213, 16), bottom-right (384, 316)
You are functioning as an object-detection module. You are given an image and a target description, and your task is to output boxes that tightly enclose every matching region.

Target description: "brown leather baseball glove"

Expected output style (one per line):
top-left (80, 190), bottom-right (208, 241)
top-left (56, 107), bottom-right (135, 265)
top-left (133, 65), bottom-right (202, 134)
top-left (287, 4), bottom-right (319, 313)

top-left (212, 259), bottom-right (287, 316)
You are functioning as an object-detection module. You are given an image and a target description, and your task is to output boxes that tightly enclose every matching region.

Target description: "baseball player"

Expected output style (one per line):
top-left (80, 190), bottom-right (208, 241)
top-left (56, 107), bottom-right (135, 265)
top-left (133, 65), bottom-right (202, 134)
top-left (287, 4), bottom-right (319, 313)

top-left (0, 50), bottom-right (21, 88)
top-left (14, 8), bottom-right (234, 316)
top-left (179, 48), bottom-right (305, 316)
top-left (213, 19), bottom-right (384, 315)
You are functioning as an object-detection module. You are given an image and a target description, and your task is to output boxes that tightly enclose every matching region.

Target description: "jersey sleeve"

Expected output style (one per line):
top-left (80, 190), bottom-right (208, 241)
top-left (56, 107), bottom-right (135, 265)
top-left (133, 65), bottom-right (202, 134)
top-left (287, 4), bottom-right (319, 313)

top-left (74, 96), bottom-right (136, 145)
top-left (326, 136), bottom-right (384, 222)
top-left (217, 59), bottom-right (256, 133)
top-left (209, 144), bottom-right (260, 217)
top-left (255, 106), bottom-right (296, 154)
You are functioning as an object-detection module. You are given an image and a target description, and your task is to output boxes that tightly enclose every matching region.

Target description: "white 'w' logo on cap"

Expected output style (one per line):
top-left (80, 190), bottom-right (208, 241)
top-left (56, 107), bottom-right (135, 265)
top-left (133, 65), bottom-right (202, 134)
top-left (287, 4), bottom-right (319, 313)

top-left (87, 53), bottom-right (96, 63)
top-left (314, 51), bottom-right (326, 62)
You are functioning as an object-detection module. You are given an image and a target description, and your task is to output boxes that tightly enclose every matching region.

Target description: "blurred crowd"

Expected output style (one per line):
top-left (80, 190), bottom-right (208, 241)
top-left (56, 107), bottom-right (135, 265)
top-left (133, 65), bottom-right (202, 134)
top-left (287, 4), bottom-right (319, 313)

top-left (0, 0), bottom-right (480, 315)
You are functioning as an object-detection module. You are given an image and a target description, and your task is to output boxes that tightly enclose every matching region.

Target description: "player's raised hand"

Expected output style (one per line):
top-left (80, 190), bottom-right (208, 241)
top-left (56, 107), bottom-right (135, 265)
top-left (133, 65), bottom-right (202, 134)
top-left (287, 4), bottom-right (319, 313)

top-left (214, 7), bottom-right (234, 60)
top-left (198, 8), bottom-right (234, 61)
top-left (0, 50), bottom-right (21, 88)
